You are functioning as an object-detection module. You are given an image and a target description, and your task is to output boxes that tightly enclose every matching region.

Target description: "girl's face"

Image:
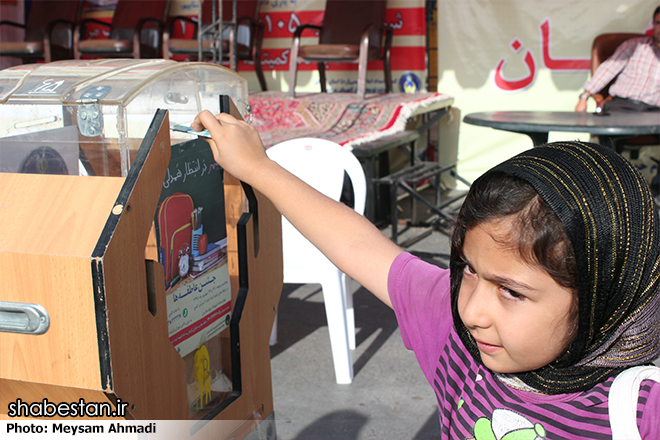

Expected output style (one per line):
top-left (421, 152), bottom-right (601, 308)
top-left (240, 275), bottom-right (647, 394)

top-left (457, 219), bottom-right (576, 374)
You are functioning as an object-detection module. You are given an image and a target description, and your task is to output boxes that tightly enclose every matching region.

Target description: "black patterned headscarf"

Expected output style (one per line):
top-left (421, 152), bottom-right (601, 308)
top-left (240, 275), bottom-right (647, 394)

top-left (450, 141), bottom-right (660, 394)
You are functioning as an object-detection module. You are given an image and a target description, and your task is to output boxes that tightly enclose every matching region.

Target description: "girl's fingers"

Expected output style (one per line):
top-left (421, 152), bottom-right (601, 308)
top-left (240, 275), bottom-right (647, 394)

top-left (191, 110), bottom-right (218, 132)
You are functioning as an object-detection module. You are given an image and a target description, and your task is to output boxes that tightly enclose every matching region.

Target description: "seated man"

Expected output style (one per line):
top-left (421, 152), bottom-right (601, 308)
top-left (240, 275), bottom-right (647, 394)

top-left (576, 5), bottom-right (660, 112)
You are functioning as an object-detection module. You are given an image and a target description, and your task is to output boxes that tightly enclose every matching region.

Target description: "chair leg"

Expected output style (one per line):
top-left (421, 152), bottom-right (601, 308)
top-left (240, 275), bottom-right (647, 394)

top-left (357, 70), bottom-right (367, 99)
top-left (288, 61), bottom-right (298, 98)
top-left (253, 23), bottom-right (267, 91)
top-left (383, 30), bottom-right (393, 93)
top-left (288, 37), bottom-right (301, 98)
top-left (254, 57), bottom-right (267, 91)
top-left (357, 49), bottom-right (369, 100)
top-left (384, 53), bottom-right (392, 93)
top-left (321, 273), bottom-right (354, 384)
top-left (318, 62), bottom-right (327, 93)
top-left (342, 273), bottom-right (356, 350)
top-left (73, 25), bottom-right (81, 60)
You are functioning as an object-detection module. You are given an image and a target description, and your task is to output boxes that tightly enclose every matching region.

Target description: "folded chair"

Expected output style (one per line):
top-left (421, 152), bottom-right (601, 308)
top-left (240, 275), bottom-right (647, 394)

top-left (266, 138), bottom-right (367, 384)
top-left (74, 0), bottom-right (171, 59)
top-left (288, 0), bottom-right (393, 99)
top-left (163, 0), bottom-right (266, 90)
top-left (0, 0), bottom-right (82, 63)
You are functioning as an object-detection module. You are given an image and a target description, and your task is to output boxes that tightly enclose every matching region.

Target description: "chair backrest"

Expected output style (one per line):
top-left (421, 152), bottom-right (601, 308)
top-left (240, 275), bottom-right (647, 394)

top-left (591, 33), bottom-right (644, 98)
top-left (24, 0), bottom-right (82, 42)
top-left (591, 33), bottom-right (644, 74)
top-left (266, 138), bottom-right (366, 214)
top-left (319, 0), bottom-right (386, 49)
top-left (109, 0), bottom-right (171, 40)
top-left (266, 138), bottom-right (367, 267)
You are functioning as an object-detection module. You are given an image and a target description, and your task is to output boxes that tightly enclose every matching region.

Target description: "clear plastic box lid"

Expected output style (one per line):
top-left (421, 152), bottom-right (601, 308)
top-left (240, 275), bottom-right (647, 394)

top-left (0, 59), bottom-right (249, 177)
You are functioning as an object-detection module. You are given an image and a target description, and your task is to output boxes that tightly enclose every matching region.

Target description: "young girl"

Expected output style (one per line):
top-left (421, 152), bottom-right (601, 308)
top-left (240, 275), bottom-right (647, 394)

top-left (192, 111), bottom-right (659, 439)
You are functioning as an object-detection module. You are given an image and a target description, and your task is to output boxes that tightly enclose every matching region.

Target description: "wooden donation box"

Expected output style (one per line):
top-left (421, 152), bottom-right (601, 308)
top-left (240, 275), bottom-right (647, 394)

top-left (0, 60), bottom-right (283, 439)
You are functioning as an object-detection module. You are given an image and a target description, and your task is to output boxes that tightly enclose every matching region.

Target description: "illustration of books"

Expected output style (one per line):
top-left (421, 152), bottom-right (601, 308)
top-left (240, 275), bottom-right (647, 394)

top-left (189, 239), bottom-right (228, 278)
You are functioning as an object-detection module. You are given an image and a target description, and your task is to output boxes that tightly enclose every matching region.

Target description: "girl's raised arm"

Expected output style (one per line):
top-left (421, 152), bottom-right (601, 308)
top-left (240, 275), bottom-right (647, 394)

top-left (192, 110), bottom-right (403, 307)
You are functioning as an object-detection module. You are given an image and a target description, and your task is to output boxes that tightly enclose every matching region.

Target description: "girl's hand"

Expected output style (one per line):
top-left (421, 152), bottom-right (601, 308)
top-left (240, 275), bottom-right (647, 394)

top-left (191, 110), bottom-right (271, 185)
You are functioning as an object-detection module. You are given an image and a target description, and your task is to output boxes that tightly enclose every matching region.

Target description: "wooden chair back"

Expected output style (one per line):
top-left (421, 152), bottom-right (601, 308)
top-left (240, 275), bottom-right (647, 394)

top-left (319, 0), bottom-right (387, 51)
top-left (288, 0), bottom-right (392, 98)
top-left (109, 0), bottom-right (171, 41)
top-left (24, 0), bottom-right (82, 41)
top-left (0, 0), bottom-right (82, 62)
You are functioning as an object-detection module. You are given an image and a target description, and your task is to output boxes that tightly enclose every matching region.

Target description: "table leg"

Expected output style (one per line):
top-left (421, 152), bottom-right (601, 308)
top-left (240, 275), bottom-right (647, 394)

top-left (524, 132), bottom-right (549, 147)
top-left (602, 136), bottom-right (620, 150)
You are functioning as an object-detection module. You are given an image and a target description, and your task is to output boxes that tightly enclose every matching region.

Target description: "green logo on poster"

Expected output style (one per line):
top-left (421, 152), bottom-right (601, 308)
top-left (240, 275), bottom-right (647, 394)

top-left (183, 308), bottom-right (188, 318)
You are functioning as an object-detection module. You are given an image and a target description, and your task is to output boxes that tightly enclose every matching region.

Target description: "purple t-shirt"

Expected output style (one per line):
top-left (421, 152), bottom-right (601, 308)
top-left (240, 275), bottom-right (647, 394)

top-left (388, 252), bottom-right (660, 439)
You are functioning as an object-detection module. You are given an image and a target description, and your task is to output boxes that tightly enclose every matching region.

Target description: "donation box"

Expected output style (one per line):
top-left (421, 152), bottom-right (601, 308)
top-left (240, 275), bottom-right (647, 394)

top-left (0, 59), bottom-right (282, 440)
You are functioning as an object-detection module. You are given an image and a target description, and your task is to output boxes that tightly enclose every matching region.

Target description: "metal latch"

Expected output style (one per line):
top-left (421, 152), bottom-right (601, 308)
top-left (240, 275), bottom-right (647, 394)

top-left (77, 85), bottom-right (111, 137)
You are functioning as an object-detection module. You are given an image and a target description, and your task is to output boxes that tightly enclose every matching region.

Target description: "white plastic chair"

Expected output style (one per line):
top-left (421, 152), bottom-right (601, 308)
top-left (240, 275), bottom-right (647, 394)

top-left (267, 137), bottom-right (367, 384)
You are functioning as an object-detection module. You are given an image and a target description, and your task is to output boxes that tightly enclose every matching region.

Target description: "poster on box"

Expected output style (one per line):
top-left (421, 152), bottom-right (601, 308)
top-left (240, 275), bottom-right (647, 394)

top-left (155, 137), bottom-right (231, 356)
top-left (154, 137), bottom-right (232, 414)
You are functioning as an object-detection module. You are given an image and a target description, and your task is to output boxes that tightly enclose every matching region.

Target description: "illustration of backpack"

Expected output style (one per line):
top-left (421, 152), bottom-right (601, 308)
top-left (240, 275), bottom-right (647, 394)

top-left (157, 192), bottom-right (194, 285)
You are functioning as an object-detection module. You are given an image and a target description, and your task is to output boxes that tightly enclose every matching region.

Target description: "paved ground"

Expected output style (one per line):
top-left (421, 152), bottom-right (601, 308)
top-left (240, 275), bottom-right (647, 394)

top-left (268, 223), bottom-right (452, 440)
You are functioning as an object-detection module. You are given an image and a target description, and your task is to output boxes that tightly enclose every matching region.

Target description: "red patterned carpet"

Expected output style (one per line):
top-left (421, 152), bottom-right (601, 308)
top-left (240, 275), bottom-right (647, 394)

top-left (248, 91), bottom-right (452, 149)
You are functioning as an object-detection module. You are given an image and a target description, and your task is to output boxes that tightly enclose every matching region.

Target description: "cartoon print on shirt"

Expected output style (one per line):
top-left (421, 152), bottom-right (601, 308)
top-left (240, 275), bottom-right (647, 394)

top-left (469, 408), bottom-right (547, 440)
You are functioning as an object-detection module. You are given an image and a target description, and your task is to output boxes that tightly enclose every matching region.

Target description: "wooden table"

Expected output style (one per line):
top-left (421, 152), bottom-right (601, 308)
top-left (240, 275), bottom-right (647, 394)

top-left (463, 110), bottom-right (660, 149)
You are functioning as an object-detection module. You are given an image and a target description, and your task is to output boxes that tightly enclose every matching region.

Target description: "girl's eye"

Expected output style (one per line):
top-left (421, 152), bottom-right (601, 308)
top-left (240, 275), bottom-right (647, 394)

top-left (500, 287), bottom-right (526, 301)
top-left (463, 264), bottom-right (477, 276)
